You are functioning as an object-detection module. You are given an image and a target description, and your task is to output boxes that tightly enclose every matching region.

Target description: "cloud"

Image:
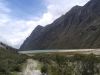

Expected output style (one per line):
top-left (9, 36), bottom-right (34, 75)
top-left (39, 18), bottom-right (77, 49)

top-left (0, 0), bottom-right (11, 27)
top-left (44, 0), bottom-right (90, 17)
top-left (0, 0), bottom-right (89, 49)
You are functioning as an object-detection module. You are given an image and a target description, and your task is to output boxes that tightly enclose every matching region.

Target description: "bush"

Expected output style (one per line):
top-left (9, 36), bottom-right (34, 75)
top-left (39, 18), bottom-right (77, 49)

top-left (0, 48), bottom-right (27, 75)
top-left (41, 65), bottom-right (48, 73)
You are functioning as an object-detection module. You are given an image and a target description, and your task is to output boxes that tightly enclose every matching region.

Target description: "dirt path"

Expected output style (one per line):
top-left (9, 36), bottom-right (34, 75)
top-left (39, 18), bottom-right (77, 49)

top-left (22, 59), bottom-right (42, 75)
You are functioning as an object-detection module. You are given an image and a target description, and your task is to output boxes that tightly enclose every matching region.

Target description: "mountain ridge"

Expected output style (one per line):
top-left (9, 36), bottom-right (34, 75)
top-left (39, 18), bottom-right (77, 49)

top-left (20, 0), bottom-right (100, 50)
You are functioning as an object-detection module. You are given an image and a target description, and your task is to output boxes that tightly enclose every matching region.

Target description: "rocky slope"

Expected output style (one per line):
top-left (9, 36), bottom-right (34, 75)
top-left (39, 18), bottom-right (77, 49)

top-left (20, 0), bottom-right (100, 50)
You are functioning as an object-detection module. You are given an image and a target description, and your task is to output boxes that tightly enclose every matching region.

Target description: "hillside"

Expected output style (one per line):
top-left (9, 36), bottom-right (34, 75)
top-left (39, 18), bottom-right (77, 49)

top-left (20, 0), bottom-right (100, 50)
top-left (0, 43), bottom-right (27, 75)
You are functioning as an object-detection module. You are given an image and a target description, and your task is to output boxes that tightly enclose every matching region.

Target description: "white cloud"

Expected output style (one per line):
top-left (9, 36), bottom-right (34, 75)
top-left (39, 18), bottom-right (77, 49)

top-left (0, 0), bottom-right (89, 49)
top-left (44, 0), bottom-right (90, 18)
top-left (0, 0), bottom-right (11, 27)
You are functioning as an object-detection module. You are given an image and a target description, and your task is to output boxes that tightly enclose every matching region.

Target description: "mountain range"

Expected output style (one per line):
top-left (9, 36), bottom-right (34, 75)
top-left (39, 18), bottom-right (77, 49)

top-left (20, 0), bottom-right (100, 50)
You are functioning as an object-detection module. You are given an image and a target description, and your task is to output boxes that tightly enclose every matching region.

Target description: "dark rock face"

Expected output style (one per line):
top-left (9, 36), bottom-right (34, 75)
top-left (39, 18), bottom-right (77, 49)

top-left (20, 0), bottom-right (100, 50)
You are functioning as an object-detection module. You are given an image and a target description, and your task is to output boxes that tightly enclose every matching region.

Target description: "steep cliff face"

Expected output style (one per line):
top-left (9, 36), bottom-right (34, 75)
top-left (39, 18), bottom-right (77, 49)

top-left (20, 0), bottom-right (100, 50)
top-left (20, 25), bottom-right (44, 50)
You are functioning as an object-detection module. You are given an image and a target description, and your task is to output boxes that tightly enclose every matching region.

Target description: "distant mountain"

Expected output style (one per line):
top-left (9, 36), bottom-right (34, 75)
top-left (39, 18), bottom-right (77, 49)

top-left (0, 42), bottom-right (17, 52)
top-left (20, 0), bottom-right (100, 50)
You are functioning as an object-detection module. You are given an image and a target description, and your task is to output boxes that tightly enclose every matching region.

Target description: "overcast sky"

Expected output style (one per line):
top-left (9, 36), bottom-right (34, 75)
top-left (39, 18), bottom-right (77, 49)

top-left (0, 0), bottom-right (90, 48)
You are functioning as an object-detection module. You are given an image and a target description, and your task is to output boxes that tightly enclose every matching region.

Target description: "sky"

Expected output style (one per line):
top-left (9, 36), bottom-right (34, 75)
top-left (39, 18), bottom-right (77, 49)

top-left (0, 0), bottom-right (90, 48)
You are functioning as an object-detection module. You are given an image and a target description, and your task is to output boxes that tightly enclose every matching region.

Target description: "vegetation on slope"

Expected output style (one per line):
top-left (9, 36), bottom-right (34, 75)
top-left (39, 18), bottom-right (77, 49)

top-left (0, 48), bottom-right (27, 75)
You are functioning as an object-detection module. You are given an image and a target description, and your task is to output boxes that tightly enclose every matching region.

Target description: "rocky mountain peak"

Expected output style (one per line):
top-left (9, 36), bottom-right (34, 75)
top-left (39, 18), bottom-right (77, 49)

top-left (35, 25), bottom-right (43, 30)
top-left (20, 0), bottom-right (100, 50)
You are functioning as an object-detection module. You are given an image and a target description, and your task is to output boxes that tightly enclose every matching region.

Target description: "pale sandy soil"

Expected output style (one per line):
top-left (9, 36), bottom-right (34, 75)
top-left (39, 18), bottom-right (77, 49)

top-left (22, 59), bottom-right (42, 75)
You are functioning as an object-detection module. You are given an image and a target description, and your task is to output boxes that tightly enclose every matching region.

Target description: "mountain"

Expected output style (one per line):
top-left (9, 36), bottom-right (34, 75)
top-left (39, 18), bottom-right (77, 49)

top-left (20, 0), bottom-right (100, 50)
top-left (0, 42), bottom-right (17, 52)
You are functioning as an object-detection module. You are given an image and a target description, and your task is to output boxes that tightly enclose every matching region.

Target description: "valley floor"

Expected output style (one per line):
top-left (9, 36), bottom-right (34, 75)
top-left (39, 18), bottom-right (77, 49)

top-left (19, 49), bottom-right (100, 55)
